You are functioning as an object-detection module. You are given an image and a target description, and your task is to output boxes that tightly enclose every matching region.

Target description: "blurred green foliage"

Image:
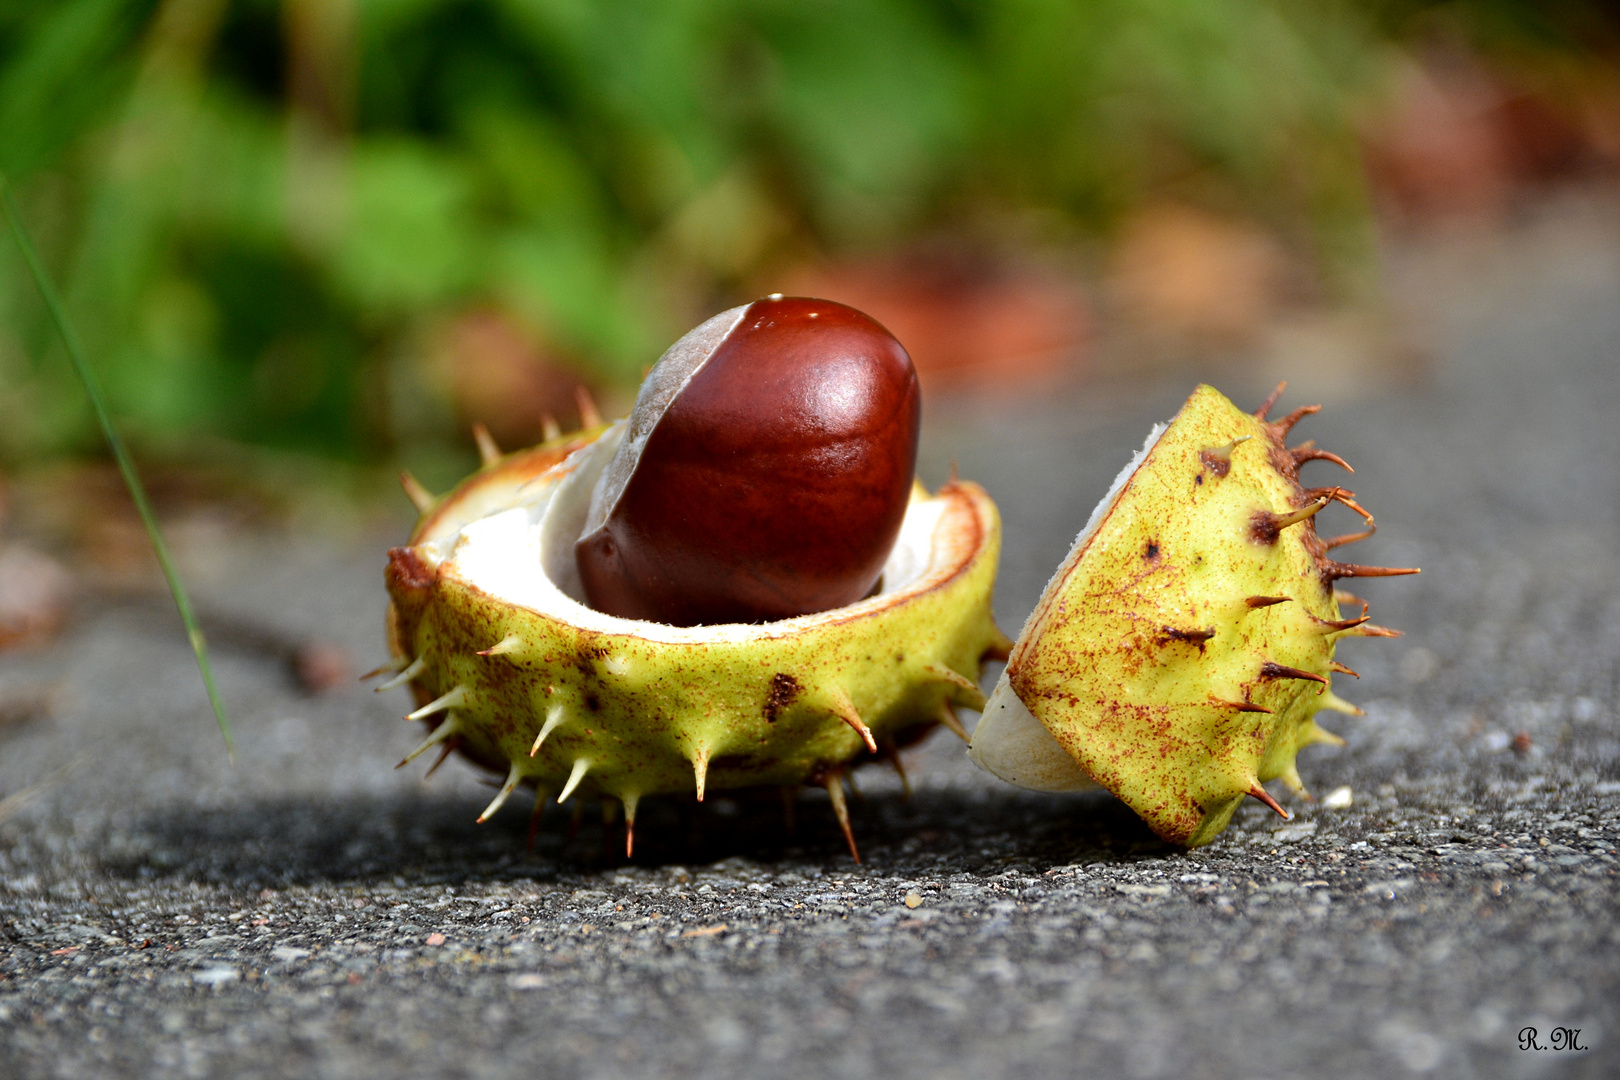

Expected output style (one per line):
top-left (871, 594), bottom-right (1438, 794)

top-left (0, 0), bottom-right (1611, 468)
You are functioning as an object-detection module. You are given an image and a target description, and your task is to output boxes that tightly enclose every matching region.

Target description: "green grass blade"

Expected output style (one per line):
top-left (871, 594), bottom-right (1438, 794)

top-left (1, 171), bottom-right (234, 760)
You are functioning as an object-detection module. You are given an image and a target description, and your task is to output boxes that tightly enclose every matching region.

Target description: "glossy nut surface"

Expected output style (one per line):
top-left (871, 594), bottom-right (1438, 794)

top-left (576, 296), bottom-right (920, 625)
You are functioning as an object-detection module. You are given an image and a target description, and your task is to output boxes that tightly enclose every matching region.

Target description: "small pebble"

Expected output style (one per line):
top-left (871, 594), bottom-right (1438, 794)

top-left (904, 892), bottom-right (923, 909)
top-left (1322, 786), bottom-right (1354, 809)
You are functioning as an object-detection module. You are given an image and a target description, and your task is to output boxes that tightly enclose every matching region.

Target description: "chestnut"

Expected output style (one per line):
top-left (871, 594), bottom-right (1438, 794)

top-left (575, 295), bottom-right (921, 626)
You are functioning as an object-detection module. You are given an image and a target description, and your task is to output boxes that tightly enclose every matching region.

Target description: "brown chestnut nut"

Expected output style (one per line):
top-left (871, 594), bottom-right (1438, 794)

top-left (575, 295), bottom-right (920, 626)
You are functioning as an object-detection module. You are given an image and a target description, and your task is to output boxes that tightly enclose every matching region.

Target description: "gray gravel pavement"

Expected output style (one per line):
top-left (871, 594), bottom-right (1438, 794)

top-left (2, 193), bottom-right (1619, 1080)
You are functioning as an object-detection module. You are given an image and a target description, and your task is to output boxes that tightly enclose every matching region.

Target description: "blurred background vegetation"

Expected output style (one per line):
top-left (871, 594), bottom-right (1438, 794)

top-left (1, 0), bottom-right (1616, 488)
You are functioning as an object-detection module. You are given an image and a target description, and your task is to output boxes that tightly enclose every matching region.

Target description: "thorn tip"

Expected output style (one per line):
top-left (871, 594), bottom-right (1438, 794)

top-left (397, 715), bottom-right (461, 768)
top-left (923, 663), bottom-right (987, 712)
top-left (1251, 491), bottom-right (1333, 543)
top-left (1320, 692), bottom-right (1365, 717)
top-left (424, 736), bottom-right (461, 778)
top-left (1273, 403), bottom-right (1321, 435)
top-left (1317, 614), bottom-right (1372, 634)
top-left (471, 422), bottom-right (501, 466)
top-left (399, 471), bottom-right (435, 514)
top-left (1247, 782), bottom-right (1292, 820)
top-left (575, 386), bottom-right (602, 429)
top-left (375, 656), bottom-right (427, 692)
top-left (1200, 435), bottom-right (1252, 477)
top-left (530, 704), bottom-right (566, 756)
top-left (828, 687), bottom-right (877, 753)
top-left (824, 772), bottom-right (859, 862)
top-left (478, 633), bottom-right (522, 657)
top-left (477, 762), bottom-right (524, 823)
top-left (1260, 661), bottom-right (1329, 691)
top-left (1254, 381), bottom-right (1287, 420)
top-left (691, 746), bottom-right (709, 802)
top-left (361, 656), bottom-right (410, 681)
top-left (622, 792), bottom-right (640, 858)
top-left (557, 757), bottom-right (591, 803)
top-left (1325, 562), bottom-right (1421, 581)
top-left (1291, 445), bottom-right (1354, 473)
top-left (406, 685), bottom-right (467, 721)
top-left (935, 703), bottom-right (970, 742)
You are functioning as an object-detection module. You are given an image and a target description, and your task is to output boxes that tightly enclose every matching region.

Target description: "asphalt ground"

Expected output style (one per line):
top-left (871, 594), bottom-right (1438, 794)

top-left (2, 191), bottom-right (1618, 1079)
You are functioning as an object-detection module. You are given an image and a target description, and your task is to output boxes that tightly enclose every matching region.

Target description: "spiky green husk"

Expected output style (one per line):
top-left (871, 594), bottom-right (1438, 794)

top-left (384, 427), bottom-right (1008, 836)
top-left (1002, 385), bottom-right (1409, 846)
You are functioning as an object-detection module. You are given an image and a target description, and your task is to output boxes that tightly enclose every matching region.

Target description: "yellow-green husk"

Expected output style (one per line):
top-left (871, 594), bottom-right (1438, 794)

top-left (1005, 385), bottom-right (1407, 845)
top-left (384, 428), bottom-right (1008, 822)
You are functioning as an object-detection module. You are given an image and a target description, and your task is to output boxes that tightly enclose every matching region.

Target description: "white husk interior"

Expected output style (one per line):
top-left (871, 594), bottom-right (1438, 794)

top-left (968, 417), bottom-right (1170, 791)
top-left (426, 421), bottom-right (948, 645)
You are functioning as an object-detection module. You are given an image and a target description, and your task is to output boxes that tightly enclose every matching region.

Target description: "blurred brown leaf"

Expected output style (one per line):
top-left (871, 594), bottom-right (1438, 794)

top-left (779, 250), bottom-right (1090, 392)
top-left (1363, 53), bottom-right (1618, 226)
top-left (433, 310), bottom-right (600, 448)
top-left (1107, 205), bottom-right (1291, 347)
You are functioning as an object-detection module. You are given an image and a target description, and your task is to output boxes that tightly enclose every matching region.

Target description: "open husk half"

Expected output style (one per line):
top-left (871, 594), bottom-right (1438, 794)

top-left (970, 384), bottom-right (1415, 846)
top-left (382, 422), bottom-right (1009, 857)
